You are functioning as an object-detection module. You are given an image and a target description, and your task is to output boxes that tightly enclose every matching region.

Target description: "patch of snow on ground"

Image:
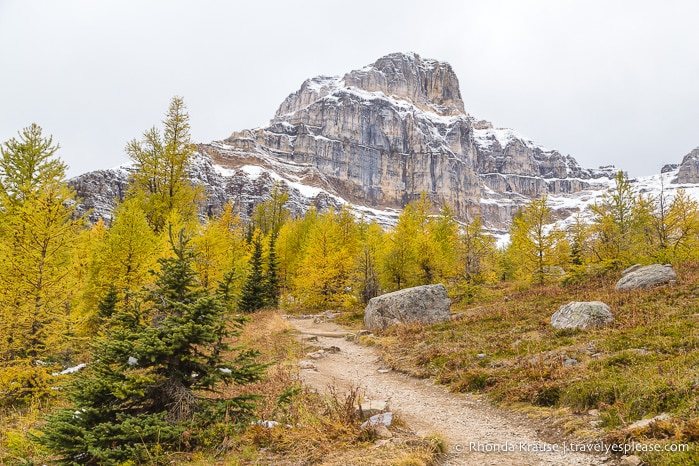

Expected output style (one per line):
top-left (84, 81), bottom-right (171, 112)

top-left (351, 204), bottom-right (400, 225)
top-left (495, 233), bottom-right (511, 249)
top-left (285, 178), bottom-right (326, 198)
top-left (547, 167), bottom-right (699, 236)
top-left (211, 157), bottom-right (400, 227)
top-left (52, 363), bottom-right (87, 376)
top-left (631, 168), bottom-right (699, 206)
top-left (494, 169), bottom-right (699, 247)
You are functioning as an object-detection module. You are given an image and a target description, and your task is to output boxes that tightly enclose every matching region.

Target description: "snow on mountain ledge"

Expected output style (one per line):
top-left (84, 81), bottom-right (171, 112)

top-left (473, 127), bottom-right (547, 152)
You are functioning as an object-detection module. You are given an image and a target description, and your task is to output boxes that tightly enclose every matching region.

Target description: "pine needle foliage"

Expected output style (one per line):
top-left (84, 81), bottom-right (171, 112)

top-left (264, 235), bottom-right (281, 308)
top-left (125, 97), bottom-right (202, 232)
top-left (238, 235), bottom-right (266, 313)
top-left (38, 228), bottom-right (266, 464)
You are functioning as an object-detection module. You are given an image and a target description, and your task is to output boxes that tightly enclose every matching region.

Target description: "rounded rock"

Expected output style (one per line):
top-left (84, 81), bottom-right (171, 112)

top-left (551, 301), bottom-right (614, 330)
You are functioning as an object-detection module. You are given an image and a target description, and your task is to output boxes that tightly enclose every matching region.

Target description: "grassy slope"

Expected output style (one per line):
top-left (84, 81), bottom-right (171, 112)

top-left (370, 262), bottom-right (699, 465)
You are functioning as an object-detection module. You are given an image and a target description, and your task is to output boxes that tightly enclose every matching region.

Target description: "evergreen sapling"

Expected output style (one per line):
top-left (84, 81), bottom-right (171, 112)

top-left (39, 229), bottom-right (265, 464)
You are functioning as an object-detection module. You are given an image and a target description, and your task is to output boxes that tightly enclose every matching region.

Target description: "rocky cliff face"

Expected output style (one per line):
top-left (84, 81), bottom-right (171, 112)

top-left (673, 147), bottom-right (699, 184)
top-left (71, 151), bottom-right (347, 225)
top-left (70, 167), bottom-right (130, 223)
top-left (280, 53), bottom-right (466, 117)
top-left (223, 53), bottom-right (482, 221)
top-left (71, 52), bottom-right (617, 229)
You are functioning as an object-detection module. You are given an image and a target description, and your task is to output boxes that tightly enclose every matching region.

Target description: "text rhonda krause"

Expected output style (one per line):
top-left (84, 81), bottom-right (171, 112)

top-left (463, 441), bottom-right (690, 454)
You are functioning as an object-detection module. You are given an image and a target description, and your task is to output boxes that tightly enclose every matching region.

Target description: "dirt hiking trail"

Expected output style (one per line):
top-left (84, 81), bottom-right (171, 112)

top-left (288, 315), bottom-right (615, 466)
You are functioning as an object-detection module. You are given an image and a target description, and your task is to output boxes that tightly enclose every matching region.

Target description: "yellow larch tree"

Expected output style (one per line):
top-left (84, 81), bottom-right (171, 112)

top-left (505, 196), bottom-right (568, 285)
top-left (81, 197), bottom-right (164, 327)
top-left (192, 202), bottom-right (248, 292)
top-left (276, 207), bottom-right (318, 299)
top-left (0, 124), bottom-right (83, 405)
top-left (126, 96), bottom-right (202, 233)
top-left (293, 207), bottom-right (359, 309)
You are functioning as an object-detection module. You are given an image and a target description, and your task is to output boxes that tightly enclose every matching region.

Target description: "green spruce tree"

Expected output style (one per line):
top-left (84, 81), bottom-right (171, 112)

top-left (96, 285), bottom-right (119, 321)
top-left (39, 229), bottom-right (265, 464)
top-left (264, 235), bottom-right (280, 308)
top-left (238, 236), bottom-right (266, 312)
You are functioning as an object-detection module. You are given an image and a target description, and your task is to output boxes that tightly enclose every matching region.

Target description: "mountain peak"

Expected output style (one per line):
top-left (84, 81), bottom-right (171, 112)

top-left (227, 52), bottom-right (612, 226)
top-left (343, 52), bottom-right (465, 115)
top-left (275, 52), bottom-right (465, 119)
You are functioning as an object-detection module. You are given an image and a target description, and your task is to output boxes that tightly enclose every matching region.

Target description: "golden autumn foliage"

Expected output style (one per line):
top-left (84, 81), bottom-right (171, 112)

top-left (0, 124), bottom-right (83, 405)
top-left (4, 110), bottom-right (699, 465)
top-left (292, 207), bottom-right (359, 309)
top-left (504, 196), bottom-right (569, 285)
top-left (192, 202), bottom-right (248, 291)
top-left (126, 96), bottom-right (203, 233)
top-left (79, 198), bottom-right (164, 328)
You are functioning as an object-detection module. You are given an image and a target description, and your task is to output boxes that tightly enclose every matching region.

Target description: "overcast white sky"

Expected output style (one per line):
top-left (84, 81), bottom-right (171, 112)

top-left (1, 0), bottom-right (697, 178)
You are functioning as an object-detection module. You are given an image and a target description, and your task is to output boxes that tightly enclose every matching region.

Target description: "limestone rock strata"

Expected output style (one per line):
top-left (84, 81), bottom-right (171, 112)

top-left (674, 147), bottom-right (699, 184)
top-left (70, 168), bottom-right (130, 223)
top-left (226, 89), bottom-right (482, 219)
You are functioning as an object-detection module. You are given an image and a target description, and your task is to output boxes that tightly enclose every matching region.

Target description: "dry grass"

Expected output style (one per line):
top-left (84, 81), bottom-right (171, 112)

top-left (0, 401), bottom-right (53, 465)
top-left (235, 309), bottom-right (304, 364)
top-left (370, 261), bottom-right (699, 465)
top-left (188, 309), bottom-right (444, 465)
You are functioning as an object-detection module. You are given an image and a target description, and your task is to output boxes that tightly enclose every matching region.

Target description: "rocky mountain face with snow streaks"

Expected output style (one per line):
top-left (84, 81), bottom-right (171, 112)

top-left (674, 147), bottom-right (699, 184)
top-left (71, 52), bottom-right (618, 228)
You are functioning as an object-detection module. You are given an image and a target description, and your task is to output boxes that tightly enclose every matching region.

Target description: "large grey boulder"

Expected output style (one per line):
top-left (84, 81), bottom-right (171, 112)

top-left (615, 264), bottom-right (677, 291)
top-left (364, 284), bottom-right (451, 331)
top-left (551, 302), bottom-right (614, 330)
